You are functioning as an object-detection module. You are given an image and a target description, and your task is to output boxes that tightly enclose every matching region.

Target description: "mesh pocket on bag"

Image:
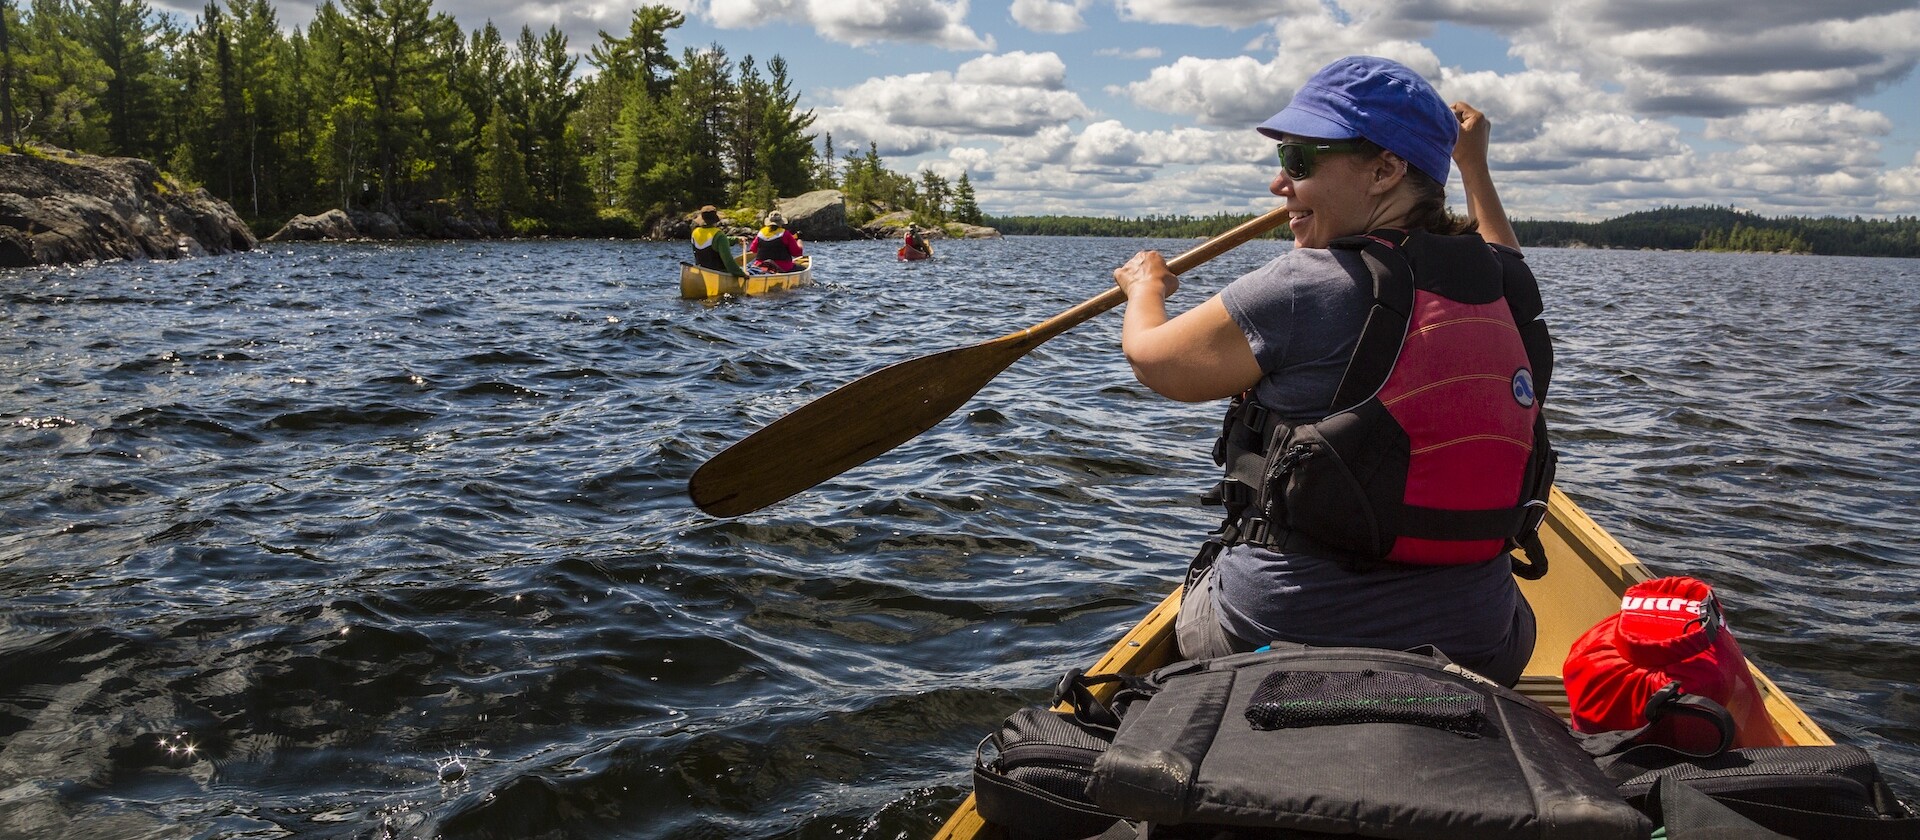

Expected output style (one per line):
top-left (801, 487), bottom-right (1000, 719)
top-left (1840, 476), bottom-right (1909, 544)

top-left (1244, 669), bottom-right (1488, 737)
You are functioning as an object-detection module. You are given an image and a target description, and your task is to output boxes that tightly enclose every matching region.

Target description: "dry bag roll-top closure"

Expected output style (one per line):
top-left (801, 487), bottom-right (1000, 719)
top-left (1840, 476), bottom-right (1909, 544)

top-left (1205, 230), bottom-right (1558, 577)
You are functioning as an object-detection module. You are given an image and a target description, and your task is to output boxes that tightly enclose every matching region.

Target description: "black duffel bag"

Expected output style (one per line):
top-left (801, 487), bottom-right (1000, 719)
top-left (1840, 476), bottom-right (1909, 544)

top-left (1601, 742), bottom-right (1920, 839)
top-left (1086, 644), bottom-right (1653, 839)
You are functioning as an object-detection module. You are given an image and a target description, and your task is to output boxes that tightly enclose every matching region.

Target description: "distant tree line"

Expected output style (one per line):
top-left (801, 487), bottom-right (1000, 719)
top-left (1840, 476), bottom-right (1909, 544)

top-left (0, 0), bottom-right (980, 235)
top-left (985, 212), bottom-right (1286, 239)
top-left (1515, 206), bottom-right (1919, 258)
top-left (991, 206), bottom-right (1919, 258)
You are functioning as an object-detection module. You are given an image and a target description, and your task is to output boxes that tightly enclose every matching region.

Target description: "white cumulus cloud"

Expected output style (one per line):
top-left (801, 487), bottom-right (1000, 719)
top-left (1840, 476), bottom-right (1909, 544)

top-left (1011, 0), bottom-right (1088, 33)
top-left (705, 0), bottom-right (995, 50)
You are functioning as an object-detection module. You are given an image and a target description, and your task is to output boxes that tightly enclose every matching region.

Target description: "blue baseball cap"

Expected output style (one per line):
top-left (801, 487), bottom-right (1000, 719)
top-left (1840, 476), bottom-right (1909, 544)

top-left (1256, 56), bottom-right (1457, 183)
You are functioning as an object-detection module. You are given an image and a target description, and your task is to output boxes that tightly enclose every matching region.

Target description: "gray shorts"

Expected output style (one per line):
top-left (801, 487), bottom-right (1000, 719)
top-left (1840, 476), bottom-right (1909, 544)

top-left (1175, 564), bottom-right (1539, 687)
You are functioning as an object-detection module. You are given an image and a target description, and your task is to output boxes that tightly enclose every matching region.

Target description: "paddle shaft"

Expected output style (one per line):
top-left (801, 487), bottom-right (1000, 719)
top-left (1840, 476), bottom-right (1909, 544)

top-left (688, 206), bottom-right (1291, 516)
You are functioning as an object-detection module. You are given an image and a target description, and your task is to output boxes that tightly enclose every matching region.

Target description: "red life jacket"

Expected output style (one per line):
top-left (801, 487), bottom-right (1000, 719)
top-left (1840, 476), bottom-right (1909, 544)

top-left (752, 227), bottom-right (795, 267)
top-left (1207, 229), bottom-right (1557, 573)
top-left (1563, 576), bottom-right (1781, 750)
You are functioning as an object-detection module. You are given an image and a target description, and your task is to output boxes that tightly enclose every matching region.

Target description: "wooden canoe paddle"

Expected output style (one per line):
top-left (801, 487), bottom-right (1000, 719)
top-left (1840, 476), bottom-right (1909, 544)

top-left (687, 205), bottom-right (1293, 517)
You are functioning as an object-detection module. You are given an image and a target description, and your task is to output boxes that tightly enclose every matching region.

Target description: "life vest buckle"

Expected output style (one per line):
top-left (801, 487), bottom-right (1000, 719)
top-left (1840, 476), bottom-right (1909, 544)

top-left (1241, 517), bottom-right (1271, 545)
top-left (1239, 400), bottom-right (1269, 433)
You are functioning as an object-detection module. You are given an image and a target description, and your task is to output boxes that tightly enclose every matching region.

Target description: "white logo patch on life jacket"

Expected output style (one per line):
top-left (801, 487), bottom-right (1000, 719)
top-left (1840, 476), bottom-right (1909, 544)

top-left (1511, 368), bottom-right (1536, 408)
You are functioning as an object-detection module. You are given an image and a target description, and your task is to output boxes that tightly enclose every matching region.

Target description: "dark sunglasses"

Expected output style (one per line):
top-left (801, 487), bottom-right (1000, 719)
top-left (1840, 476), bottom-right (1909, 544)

top-left (1276, 140), bottom-right (1370, 179)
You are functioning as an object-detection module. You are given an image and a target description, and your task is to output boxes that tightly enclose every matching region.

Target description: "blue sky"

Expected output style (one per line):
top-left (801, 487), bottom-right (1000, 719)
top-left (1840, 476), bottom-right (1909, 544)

top-left (192, 0), bottom-right (1920, 221)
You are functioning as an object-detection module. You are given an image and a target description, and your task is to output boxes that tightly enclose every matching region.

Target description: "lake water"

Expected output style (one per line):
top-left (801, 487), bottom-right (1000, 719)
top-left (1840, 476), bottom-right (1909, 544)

top-left (3, 236), bottom-right (1918, 839)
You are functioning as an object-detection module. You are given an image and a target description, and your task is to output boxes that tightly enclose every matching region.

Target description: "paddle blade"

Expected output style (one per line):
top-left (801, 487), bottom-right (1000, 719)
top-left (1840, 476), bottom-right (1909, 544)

top-left (688, 339), bottom-right (1022, 517)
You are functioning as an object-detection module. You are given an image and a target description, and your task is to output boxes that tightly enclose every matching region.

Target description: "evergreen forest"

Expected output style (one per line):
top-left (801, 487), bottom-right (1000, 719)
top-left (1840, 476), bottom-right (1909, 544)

top-left (0, 0), bottom-right (983, 235)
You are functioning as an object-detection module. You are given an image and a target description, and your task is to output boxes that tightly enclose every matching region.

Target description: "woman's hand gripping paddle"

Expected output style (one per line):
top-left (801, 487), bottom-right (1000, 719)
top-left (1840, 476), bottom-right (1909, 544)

top-left (687, 206), bottom-right (1292, 517)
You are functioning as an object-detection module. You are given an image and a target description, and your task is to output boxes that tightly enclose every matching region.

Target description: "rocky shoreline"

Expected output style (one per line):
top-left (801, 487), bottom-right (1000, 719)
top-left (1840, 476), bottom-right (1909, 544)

top-left (0, 146), bottom-right (257, 268)
top-left (270, 188), bottom-right (1001, 244)
top-left (0, 146), bottom-right (997, 268)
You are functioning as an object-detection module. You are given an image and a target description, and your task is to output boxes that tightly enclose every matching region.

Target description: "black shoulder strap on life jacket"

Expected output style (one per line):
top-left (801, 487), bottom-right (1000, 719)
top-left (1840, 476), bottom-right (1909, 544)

top-left (1327, 232), bottom-right (1414, 410)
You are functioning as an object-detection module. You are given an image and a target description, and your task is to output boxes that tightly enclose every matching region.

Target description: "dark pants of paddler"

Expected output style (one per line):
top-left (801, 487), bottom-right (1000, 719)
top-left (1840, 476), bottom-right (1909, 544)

top-left (1175, 563), bottom-right (1539, 688)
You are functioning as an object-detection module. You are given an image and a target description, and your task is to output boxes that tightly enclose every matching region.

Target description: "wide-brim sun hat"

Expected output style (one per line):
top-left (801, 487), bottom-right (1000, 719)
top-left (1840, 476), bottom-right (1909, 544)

top-left (1256, 56), bottom-right (1457, 183)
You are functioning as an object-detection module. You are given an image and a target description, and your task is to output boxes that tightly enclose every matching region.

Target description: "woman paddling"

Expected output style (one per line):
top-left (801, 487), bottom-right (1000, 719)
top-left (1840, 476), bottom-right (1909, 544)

top-left (1111, 56), bottom-right (1550, 686)
top-left (747, 211), bottom-right (804, 273)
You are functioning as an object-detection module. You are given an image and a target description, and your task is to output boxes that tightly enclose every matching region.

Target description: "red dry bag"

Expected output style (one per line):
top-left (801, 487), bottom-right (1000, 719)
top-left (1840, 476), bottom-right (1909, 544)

top-left (1563, 576), bottom-right (1782, 752)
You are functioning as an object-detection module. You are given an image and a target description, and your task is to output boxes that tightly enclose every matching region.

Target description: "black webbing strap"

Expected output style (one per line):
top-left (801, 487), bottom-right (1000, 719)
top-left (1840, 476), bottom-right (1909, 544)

top-left (1396, 503), bottom-right (1532, 540)
top-left (1577, 682), bottom-right (1737, 760)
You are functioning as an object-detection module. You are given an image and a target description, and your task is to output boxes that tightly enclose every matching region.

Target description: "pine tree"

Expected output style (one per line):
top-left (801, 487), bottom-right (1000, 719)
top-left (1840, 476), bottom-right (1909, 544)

top-left (580, 6), bottom-right (683, 212)
top-left (1, 0), bottom-right (18, 146)
top-left (516, 24), bottom-right (586, 217)
top-left (450, 22), bottom-right (509, 206)
top-left (754, 55), bottom-right (815, 199)
top-left (78, 0), bottom-right (164, 157)
top-left (475, 99), bottom-right (527, 220)
top-left (951, 172), bottom-right (981, 224)
top-left (587, 4), bottom-right (679, 97)
top-left (16, 0), bottom-right (113, 151)
top-left (670, 44), bottom-right (732, 208)
top-left (917, 169), bottom-right (949, 220)
top-left (335, 0), bottom-right (460, 207)
top-left (816, 131), bottom-right (836, 190)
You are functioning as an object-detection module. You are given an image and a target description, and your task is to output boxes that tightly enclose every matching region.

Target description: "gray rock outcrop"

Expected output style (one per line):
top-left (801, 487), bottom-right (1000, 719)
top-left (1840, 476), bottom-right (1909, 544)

top-left (774, 190), bottom-right (852, 241)
top-left (861, 211), bottom-right (1001, 241)
top-left (265, 202), bottom-right (501, 242)
top-left (267, 209), bottom-right (358, 241)
top-left (946, 222), bottom-right (1003, 240)
top-left (0, 145), bottom-right (256, 267)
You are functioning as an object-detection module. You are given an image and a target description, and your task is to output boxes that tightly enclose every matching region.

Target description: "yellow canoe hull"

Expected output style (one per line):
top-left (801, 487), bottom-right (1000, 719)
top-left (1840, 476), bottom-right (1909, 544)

top-left (679, 256), bottom-right (812, 300)
top-left (933, 486), bottom-right (1831, 840)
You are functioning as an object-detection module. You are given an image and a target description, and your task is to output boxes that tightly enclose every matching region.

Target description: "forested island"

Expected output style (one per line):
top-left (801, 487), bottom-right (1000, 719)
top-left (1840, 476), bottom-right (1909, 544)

top-left (988, 207), bottom-right (1920, 259)
top-left (0, 0), bottom-right (977, 240)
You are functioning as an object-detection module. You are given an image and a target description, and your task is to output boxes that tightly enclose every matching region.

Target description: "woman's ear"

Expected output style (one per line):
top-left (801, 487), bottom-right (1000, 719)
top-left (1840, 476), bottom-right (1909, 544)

top-left (1369, 152), bottom-right (1408, 194)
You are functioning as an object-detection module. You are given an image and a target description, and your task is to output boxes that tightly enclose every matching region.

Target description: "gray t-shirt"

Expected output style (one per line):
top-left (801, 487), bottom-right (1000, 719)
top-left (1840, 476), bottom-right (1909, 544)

top-left (1211, 245), bottom-right (1521, 665)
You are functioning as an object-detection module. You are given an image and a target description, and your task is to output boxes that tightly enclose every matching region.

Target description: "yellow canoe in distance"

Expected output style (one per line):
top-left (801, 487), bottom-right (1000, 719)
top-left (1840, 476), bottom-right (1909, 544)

top-left (933, 486), bottom-right (1833, 840)
top-left (678, 255), bottom-right (813, 300)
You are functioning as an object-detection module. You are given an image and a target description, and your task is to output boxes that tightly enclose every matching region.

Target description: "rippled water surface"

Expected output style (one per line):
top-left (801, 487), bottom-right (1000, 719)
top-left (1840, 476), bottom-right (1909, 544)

top-left (4, 237), bottom-right (1918, 839)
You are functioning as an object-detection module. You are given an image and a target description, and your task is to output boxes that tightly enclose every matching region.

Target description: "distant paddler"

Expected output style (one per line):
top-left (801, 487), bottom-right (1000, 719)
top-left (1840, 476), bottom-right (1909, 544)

top-left (899, 224), bottom-right (933, 261)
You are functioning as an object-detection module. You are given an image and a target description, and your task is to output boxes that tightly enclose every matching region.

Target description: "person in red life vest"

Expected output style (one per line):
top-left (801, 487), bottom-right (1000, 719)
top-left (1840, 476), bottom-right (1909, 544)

top-left (746, 211), bottom-right (804, 273)
top-left (690, 205), bottom-right (746, 277)
top-left (901, 224), bottom-right (933, 259)
top-left (1112, 56), bottom-right (1552, 687)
